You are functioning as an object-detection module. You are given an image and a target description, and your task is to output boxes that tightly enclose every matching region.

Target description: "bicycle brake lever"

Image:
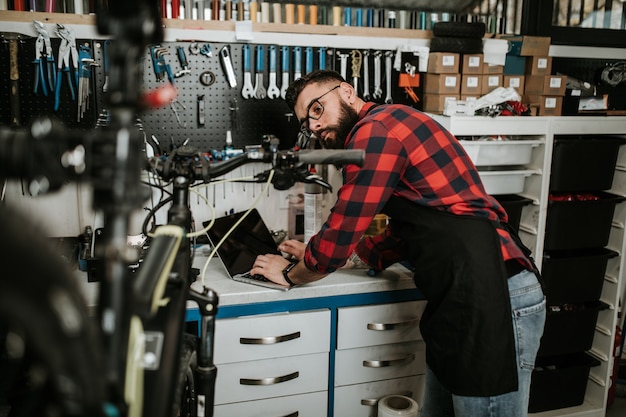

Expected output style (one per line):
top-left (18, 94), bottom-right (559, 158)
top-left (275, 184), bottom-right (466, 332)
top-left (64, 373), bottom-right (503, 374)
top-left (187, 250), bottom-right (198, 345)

top-left (301, 173), bottom-right (332, 192)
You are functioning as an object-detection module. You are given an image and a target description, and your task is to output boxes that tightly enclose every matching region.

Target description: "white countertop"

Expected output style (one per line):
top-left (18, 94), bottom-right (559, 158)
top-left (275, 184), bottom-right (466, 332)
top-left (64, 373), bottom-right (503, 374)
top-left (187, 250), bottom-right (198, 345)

top-left (190, 255), bottom-right (417, 307)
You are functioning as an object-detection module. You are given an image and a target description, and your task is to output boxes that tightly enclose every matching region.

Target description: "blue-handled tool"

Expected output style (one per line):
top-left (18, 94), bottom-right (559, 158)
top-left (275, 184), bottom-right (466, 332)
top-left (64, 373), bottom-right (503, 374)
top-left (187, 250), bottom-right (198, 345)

top-left (241, 44), bottom-right (254, 99)
top-left (254, 45), bottom-right (266, 99)
top-left (293, 46), bottom-right (302, 81)
top-left (267, 45), bottom-right (280, 99)
top-left (318, 47), bottom-right (327, 70)
top-left (280, 45), bottom-right (290, 99)
top-left (305, 46), bottom-right (313, 74)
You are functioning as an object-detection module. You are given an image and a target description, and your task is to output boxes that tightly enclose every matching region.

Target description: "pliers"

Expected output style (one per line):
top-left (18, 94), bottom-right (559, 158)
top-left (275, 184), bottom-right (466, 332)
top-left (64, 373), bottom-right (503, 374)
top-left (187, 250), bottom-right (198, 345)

top-left (54, 24), bottom-right (78, 111)
top-left (32, 20), bottom-right (55, 96)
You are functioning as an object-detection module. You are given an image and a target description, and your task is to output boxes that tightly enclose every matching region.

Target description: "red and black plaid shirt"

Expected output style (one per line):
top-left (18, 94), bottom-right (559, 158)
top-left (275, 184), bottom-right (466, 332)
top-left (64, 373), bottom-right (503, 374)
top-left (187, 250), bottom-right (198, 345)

top-left (304, 102), bottom-right (533, 274)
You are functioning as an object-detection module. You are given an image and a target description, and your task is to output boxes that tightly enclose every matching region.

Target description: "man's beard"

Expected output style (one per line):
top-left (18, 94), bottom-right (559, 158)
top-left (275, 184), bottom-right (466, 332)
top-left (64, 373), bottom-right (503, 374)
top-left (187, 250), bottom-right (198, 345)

top-left (319, 101), bottom-right (359, 150)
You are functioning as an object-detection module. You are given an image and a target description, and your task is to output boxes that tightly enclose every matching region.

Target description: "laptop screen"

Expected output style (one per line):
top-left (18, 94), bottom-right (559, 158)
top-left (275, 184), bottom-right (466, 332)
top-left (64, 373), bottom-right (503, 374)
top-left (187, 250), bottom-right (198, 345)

top-left (204, 209), bottom-right (280, 276)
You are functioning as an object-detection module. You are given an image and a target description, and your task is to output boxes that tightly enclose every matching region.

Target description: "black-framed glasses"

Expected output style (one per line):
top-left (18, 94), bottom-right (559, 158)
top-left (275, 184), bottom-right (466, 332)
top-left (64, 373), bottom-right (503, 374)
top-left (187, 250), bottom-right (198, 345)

top-left (298, 85), bottom-right (341, 138)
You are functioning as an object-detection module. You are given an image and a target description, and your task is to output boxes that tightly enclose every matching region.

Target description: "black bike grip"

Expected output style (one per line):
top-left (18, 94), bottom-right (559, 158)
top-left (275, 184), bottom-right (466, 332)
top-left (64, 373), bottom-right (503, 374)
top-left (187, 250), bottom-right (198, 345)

top-left (297, 149), bottom-right (365, 166)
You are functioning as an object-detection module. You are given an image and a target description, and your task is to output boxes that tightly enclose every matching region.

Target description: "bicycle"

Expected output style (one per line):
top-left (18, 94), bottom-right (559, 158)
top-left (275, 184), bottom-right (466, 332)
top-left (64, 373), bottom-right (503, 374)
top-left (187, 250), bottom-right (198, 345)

top-left (0, 2), bottom-right (364, 417)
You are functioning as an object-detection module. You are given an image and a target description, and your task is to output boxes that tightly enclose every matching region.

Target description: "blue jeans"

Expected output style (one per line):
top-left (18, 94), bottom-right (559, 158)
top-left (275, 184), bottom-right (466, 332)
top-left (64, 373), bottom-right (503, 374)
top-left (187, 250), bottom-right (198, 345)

top-left (421, 269), bottom-right (546, 417)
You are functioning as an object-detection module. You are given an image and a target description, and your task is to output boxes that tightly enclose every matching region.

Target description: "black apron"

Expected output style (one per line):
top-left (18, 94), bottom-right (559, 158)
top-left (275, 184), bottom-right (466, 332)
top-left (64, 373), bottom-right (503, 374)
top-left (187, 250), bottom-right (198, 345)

top-left (383, 196), bottom-right (518, 396)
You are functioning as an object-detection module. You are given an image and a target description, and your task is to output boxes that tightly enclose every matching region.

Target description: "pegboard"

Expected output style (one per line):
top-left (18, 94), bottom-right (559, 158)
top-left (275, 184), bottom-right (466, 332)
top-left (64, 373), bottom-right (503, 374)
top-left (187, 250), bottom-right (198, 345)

top-left (0, 33), bottom-right (98, 128)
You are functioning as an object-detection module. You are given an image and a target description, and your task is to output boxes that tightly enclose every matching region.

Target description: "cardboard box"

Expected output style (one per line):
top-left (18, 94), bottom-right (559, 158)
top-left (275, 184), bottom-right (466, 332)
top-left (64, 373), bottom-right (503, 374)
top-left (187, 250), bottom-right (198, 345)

top-left (481, 74), bottom-right (503, 94)
top-left (525, 95), bottom-right (563, 116)
top-left (462, 54), bottom-right (483, 74)
top-left (423, 94), bottom-right (459, 114)
top-left (504, 75), bottom-right (525, 94)
top-left (504, 55), bottom-right (526, 75)
top-left (501, 35), bottom-right (551, 56)
top-left (525, 75), bottom-right (567, 96)
top-left (461, 75), bottom-right (482, 95)
top-left (427, 52), bottom-right (460, 74)
top-left (424, 74), bottom-right (461, 94)
top-left (483, 63), bottom-right (505, 74)
top-left (525, 56), bottom-right (552, 75)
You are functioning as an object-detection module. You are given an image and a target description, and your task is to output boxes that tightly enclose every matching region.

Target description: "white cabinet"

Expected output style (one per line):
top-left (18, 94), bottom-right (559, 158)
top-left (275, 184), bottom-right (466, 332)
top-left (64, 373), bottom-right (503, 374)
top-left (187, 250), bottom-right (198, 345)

top-left (334, 301), bottom-right (426, 416)
top-left (213, 309), bottom-right (330, 413)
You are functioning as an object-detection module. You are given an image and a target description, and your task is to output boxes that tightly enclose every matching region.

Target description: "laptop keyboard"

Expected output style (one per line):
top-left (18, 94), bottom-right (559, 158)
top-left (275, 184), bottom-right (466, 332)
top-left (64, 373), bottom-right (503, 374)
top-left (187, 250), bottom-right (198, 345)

top-left (241, 272), bottom-right (271, 283)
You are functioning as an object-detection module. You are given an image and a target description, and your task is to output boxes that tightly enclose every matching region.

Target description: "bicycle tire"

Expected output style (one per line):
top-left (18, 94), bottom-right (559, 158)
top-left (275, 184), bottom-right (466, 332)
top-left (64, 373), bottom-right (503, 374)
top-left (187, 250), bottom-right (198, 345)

top-left (429, 36), bottom-right (484, 54)
top-left (432, 21), bottom-right (486, 39)
top-left (0, 205), bottom-right (106, 417)
top-left (173, 334), bottom-right (197, 417)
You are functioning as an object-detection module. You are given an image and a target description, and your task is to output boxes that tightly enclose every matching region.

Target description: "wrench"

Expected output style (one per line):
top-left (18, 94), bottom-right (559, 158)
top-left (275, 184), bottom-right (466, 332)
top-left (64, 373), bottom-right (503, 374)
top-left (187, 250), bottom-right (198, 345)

top-left (363, 50), bottom-right (371, 101)
top-left (267, 45), bottom-right (280, 99)
top-left (318, 47), bottom-right (327, 70)
top-left (305, 46), bottom-right (314, 74)
top-left (384, 51), bottom-right (393, 104)
top-left (337, 51), bottom-right (349, 80)
top-left (280, 45), bottom-right (290, 99)
top-left (372, 51), bottom-right (383, 100)
top-left (241, 44), bottom-right (254, 99)
top-left (254, 45), bottom-right (267, 99)
top-left (293, 46), bottom-right (302, 81)
top-left (350, 50), bottom-right (362, 97)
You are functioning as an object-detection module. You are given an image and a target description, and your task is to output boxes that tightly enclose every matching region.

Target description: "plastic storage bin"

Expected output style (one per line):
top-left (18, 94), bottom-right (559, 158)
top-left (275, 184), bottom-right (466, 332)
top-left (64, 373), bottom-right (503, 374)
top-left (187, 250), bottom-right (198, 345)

top-left (459, 139), bottom-right (542, 167)
top-left (495, 194), bottom-right (533, 232)
top-left (478, 170), bottom-right (535, 195)
top-left (550, 136), bottom-right (624, 192)
top-left (541, 248), bottom-right (617, 305)
top-left (543, 192), bottom-right (625, 251)
top-left (528, 352), bottom-right (600, 413)
top-left (538, 301), bottom-right (608, 357)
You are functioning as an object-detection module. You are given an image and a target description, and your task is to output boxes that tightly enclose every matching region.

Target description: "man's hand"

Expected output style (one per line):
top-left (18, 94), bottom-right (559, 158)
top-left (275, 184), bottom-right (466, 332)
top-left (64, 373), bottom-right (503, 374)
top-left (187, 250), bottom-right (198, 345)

top-left (278, 239), bottom-right (306, 260)
top-left (250, 254), bottom-right (292, 287)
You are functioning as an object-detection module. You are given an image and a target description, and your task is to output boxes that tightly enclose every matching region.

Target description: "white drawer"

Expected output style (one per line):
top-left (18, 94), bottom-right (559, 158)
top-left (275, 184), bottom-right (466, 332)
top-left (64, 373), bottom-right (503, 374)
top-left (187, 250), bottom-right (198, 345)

top-left (337, 301), bottom-right (425, 349)
top-left (214, 391), bottom-right (327, 417)
top-left (335, 341), bottom-right (425, 386)
top-left (215, 352), bottom-right (329, 404)
top-left (215, 309), bottom-right (330, 364)
top-left (334, 375), bottom-right (425, 417)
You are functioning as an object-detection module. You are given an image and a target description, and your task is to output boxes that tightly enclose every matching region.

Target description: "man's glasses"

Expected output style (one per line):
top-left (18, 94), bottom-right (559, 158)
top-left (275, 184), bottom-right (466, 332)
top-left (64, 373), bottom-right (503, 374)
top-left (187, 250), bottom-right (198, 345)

top-left (299, 84), bottom-right (341, 138)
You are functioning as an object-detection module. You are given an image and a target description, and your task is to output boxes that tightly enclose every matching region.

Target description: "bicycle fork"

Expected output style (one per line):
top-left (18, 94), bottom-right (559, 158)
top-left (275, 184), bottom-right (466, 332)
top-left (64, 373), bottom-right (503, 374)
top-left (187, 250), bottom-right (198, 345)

top-left (189, 289), bottom-right (219, 417)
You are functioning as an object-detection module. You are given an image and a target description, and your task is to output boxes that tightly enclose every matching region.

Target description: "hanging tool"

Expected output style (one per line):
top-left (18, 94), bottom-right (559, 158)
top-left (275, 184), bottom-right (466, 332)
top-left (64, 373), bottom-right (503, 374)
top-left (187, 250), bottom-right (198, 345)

top-left (169, 99), bottom-right (186, 128)
top-left (77, 44), bottom-right (96, 121)
top-left (174, 46), bottom-right (191, 78)
top-left (280, 45), bottom-right (290, 99)
top-left (197, 95), bottom-right (205, 126)
top-left (33, 35), bottom-right (49, 96)
top-left (241, 44), bottom-right (254, 99)
top-left (372, 50), bottom-right (383, 100)
top-left (199, 43), bottom-right (212, 58)
top-left (337, 50), bottom-right (349, 80)
top-left (363, 50), bottom-right (371, 101)
top-left (102, 40), bottom-right (110, 92)
top-left (351, 49), bottom-right (362, 97)
top-left (384, 51), bottom-right (394, 104)
top-left (293, 46), bottom-right (302, 81)
top-left (54, 24), bottom-right (78, 111)
top-left (219, 46), bottom-right (237, 88)
top-left (149, 45), bottom-right (175, 85)
top-left (32, 20), bottom-right (55, 96)
top-left (305, 46), bottom-right (314, 74)
top-left (318, 47), bottom-right (327, 70)
top-left (229, 97), bottom-right (239, 132)
top-left (253, 44), bottom-right (266, 99)
top-left (8, 36), bottom-right (21, 126)
top-left (266, 45), bottom-right (280, 99)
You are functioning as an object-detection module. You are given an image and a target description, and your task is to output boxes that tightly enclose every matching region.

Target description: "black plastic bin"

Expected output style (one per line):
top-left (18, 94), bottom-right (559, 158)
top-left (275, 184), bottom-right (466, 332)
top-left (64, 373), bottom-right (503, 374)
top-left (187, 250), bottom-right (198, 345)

top-left (495, 194), bottom-right (533, 233)
top-left (538, 301), bottom-right (608, 357)
top-left (529, 352), bottom-right (601, 413)
top-left (544, 192), bottom-right (625, 251)
top-left (550, 136), bottom-right (624, 193)
top-left (541, 248), bottom-right (618, 305)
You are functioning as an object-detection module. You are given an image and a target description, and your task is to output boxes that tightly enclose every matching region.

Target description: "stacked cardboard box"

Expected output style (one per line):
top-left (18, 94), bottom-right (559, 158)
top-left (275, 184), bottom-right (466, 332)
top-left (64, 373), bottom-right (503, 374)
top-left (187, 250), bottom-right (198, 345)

top-left (501, 35), bottom-right (564, 116)
top-left (423, 52), bottom-right (460, 114)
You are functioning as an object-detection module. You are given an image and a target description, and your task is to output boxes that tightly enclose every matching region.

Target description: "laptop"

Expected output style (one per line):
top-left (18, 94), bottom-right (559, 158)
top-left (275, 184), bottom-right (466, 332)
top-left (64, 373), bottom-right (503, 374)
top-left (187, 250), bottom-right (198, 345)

top-left (204, 209), bottom-right (290, 291)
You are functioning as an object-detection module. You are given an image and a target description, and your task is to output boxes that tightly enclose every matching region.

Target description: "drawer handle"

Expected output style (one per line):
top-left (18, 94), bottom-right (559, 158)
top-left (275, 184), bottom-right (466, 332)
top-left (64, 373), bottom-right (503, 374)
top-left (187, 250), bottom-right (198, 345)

top-left (360, 391), bottom-right (413, 406)
top-left (363, 353), bottom-right (415, 368)
top-left (367, 317), bottom-right (419, 331)
top-left (281, 413), bottom-right (299, 417)
top-left (240, 371), bottom-right (300, 386)
top-left (240, 331), bottom-right (301, 345)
